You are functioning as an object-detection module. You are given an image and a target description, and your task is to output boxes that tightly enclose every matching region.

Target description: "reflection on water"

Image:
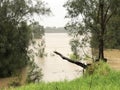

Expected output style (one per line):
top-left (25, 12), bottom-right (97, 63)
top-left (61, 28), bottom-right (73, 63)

top-left (35, 33), bottom-right (83, 82)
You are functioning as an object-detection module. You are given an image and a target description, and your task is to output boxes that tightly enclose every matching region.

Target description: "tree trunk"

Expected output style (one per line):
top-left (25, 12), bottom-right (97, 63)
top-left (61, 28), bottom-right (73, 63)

top-left (97, 0), bottom-right (107, 62)
top-left (54, 51), bottom-right (91, 69)
top-left (98, 38), bottom-right (107, 62)
top-left (98, 38), bottom-right (104, 60)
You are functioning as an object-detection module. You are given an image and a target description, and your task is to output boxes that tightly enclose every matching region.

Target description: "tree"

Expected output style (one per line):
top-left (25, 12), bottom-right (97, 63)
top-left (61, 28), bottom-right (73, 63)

top-left (29, 22), bottom-right (46, 58)
top-left (30, 22), bottom-right (45, 39)
top-left (69, 38), bottom-right (80, 60)
top-left (105, 14), bottom-right (120, 49)
top-left (0, 0), bottom-right (50, 77)
top-left (64, 0), bottom-right (120, 61)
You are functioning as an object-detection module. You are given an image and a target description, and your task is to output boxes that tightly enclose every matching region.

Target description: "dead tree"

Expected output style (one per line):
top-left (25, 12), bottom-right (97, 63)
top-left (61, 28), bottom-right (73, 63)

top-left (54, 51), bottom-right (91, 69)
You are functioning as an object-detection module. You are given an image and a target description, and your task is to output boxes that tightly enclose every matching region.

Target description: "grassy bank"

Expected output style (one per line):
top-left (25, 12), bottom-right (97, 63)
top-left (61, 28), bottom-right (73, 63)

top-left (9, 62), bottom-right (120, 90)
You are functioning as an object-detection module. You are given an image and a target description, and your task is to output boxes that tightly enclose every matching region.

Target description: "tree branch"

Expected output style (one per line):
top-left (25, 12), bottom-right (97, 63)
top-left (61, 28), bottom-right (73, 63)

top-left (54, 51), bottom-right (91, 69)
top-left (105, 11), bottom-right (114, 26)
top-left (104, 3), bottom-right (111, 23)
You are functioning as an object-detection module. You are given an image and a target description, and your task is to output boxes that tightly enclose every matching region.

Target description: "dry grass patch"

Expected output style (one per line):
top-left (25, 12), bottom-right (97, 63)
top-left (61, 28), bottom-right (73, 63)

top-left (104, 49), bottom-right (120, 70)
top-left (104, 49), bottom-right (120, 58)
top-left (0, 67), bottom-right (27, 88)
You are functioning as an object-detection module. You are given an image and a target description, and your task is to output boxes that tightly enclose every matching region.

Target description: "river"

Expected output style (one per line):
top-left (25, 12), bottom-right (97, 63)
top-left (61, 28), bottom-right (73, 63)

top-left (34, 33), bottom-right (84, 82)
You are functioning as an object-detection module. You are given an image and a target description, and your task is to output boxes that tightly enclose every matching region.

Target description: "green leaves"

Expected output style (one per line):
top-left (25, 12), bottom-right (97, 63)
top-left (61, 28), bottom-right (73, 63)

top-left (30, 22), bottom-right (44, 39)
top-left (0, 0), bottom-right (50, 77)
top-left (64, 0), bottom-right (120, 60)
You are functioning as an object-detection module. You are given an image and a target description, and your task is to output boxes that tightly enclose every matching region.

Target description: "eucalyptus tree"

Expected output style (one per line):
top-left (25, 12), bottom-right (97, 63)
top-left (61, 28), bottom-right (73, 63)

top-left (64, 0), bottom-right (120, 61)
top-left (0, 0), bottom-right (50, 77)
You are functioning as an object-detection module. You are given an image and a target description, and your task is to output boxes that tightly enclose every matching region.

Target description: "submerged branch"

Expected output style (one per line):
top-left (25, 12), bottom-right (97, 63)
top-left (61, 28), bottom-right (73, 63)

top-left (54, 51), bottom-right (91, 69)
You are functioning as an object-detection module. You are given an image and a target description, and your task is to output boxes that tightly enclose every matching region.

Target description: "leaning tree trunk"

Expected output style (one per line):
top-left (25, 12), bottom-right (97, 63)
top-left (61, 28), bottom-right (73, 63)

top-left (54, 51), bottom-right (91, 69)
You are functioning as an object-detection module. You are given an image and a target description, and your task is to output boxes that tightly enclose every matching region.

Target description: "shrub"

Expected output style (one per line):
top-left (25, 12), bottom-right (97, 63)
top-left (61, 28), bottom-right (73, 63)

top-left (26, 60), bottom-right (43, 83)
top-left (85, 61), bottom-right (111, 76)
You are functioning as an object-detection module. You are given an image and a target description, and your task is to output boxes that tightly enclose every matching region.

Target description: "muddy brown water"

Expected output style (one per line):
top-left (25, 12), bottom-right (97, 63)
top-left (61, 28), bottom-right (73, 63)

top-left (34, 33), bottom-right (84, 82)
top-left (1, 34), bottom-right (120, 88)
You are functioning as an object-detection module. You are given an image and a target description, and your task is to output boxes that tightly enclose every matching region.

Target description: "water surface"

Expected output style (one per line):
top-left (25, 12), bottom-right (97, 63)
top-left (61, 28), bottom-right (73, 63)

top-left (35, 33), bottom-right (83, 82)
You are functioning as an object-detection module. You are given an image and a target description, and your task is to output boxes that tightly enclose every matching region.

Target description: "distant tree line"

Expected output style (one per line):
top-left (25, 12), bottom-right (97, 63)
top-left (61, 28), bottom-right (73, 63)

top-left (45, 27), bottom-right (66, 33)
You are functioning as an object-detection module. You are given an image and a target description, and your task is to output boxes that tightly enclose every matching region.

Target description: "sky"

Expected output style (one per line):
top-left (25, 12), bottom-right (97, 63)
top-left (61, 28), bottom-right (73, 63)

top-left (39, 0), bottom-right (68, 27)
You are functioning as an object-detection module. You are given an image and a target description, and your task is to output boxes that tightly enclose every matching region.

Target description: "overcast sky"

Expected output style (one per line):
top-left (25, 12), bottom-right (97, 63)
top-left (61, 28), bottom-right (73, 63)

top-left (39, 0), bottom-right (68, 27)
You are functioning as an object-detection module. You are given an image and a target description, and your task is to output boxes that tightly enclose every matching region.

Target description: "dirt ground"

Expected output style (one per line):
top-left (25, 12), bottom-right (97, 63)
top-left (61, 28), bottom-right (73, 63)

top-left (0, 67), bottom-right (27, 88)
top-left (104, 49), bottom-right (120, 70)
top-left (92, 49), bottom-right (120, 70)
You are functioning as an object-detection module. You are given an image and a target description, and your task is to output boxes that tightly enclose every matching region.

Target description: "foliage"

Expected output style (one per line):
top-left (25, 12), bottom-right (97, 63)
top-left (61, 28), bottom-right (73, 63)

top-left (91, 14), bottom-right (120, 50)
top-left (26, 60), bottom-right (43, 83)
top-left (28, 39), bottom-right (45, 59)
top-left (69, 54), bottom-right (79, 61)
top-left (105, 15), bottom-right (120, 49)
top-left (69, 38), bottom-right (80, 60)
top-left (10, 63), bottom-right (120, 90)
top-left (9, 78), bottom-right (21, 87)
top-left (37, 40), bottom-right (45, 58)
top-left (64, 0), bottom-right (120, 60)
top-left (0, 0), bottom-right (50, 77)
top-left (29, 22), bottom-right (46, 58)
top-left (0, 22), bottom-right (31, 77)
top-left (30, 22), bottom-right (45, 39)
top-left (85, 61), bottom-right (111, 76)
top-left (27, 34), bottom-right (45, 83)
top-left (69, 37), bottom-right (91, 60)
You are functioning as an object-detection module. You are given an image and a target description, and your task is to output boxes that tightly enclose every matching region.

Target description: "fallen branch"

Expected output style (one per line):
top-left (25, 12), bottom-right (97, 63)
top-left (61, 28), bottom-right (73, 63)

top-left (54, 51), bottom-right (90, 69)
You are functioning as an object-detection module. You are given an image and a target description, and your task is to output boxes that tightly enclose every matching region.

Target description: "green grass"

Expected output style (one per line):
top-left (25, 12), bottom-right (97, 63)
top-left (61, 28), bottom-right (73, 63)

top-left (10, 62), bottom-right (120, 90)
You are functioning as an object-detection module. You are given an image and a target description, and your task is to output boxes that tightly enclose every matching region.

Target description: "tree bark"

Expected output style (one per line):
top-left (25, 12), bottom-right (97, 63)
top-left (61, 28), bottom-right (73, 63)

top-left (54, 51), bottom-right (91, 69)
top-left (98, 38), bottom-right (104, 60)
top-left (97, 0), bottom-right (106, 61)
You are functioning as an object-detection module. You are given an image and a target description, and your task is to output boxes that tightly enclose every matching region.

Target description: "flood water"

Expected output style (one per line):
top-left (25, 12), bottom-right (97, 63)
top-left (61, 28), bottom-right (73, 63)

top-left (35, 33), bottom-right (84, 82)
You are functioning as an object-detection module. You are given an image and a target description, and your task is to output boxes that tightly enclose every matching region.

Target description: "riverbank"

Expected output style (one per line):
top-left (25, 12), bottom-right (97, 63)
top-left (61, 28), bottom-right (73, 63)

top-left (9, 62), bottom-right (120, 90)
top-left (0, 49), bottom-right (120, 88)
